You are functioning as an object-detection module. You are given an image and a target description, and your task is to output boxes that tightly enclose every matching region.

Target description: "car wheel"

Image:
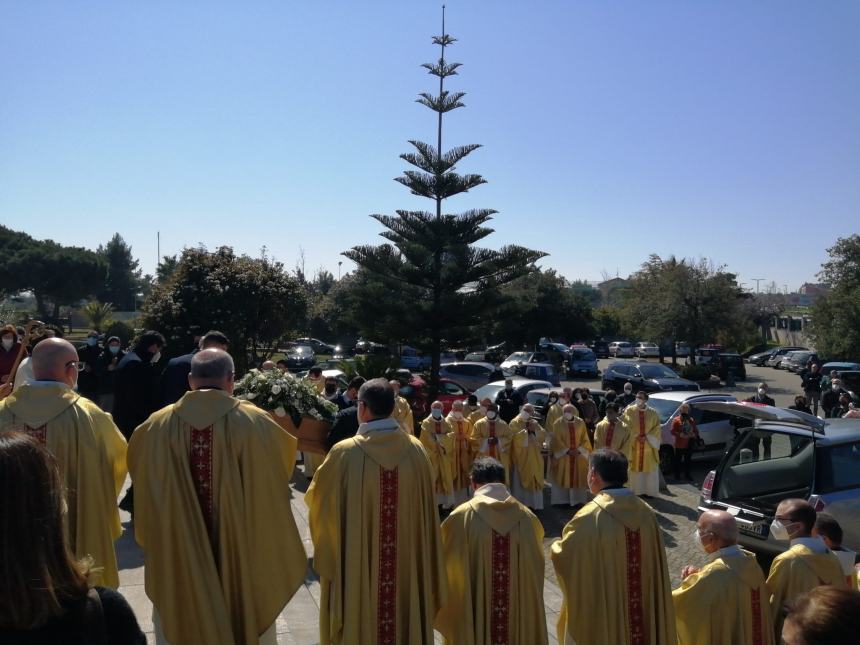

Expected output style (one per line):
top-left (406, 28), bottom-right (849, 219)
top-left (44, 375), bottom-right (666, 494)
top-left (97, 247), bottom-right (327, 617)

top-left (659, 446), bottom-right (674, 475)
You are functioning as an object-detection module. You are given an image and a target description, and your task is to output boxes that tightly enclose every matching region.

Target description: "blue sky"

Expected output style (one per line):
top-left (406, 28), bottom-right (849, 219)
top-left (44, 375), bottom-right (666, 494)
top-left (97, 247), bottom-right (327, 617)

top-left (1, 1), bottom-right (858, 290)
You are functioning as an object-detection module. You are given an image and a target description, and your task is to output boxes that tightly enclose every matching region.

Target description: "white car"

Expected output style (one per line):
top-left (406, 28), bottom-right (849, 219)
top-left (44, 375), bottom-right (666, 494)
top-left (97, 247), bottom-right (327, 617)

top-left (635, 342), bottom-right (660, 358)
top-left (608, 341), bottom-right (635, 358)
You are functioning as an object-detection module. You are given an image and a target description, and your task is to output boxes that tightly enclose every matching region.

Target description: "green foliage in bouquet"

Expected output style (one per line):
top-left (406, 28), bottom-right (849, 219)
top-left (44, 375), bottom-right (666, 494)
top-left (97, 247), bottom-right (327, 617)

top-left (234, 368), bottom-right (337, 426)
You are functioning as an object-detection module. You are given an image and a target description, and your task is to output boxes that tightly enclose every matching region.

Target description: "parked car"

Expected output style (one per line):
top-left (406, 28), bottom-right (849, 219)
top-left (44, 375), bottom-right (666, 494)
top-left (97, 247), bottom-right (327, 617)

top-left (773, 350), bottom-right (804, 370)
top-left (838, 371), bottom-right (860, 403)
top-left (647, 392), bottom-right (738, 473)
top-left (567, 347), bottom-right (599, 378)
top-left (354, 340), bottom-right (388, 355)
top-left (519, 362), bottom-right (561, 386)
top-left (400, 346), bottom-right (431, 371)
top-left (500, 351), bottom-right (552, 373)
top-left (472, 378), bottom-right (553, 406)
top-left (747, 348), bottom-right (777, 366)
top-left (331, 344), bottom-right (353, 360)
top-left (691, 346), bottom-right (723, 366)
top-left (675, 342), bottom-right (691, 358)
top-left (608, 341), bottom-right (635, 358)
top-left (527, 387), bottom-right (607, 424)
top-left (483, 343), bottom-right (508, 364)
top-left (765, 346), bottom-right (808, 368)
top-left (463, 351), bottom-right (487, 362)
top-left (634, 342), bottom-right (660, 358)
top-left (400, 376), bottom-right (470, 420)
top-left (602, 361), bottom-right (700, 394)
top-left (698, 402), bottom-right (860, 554)
top-left (439, 361), bottom-right (503, 392)
top-left (295, 337), bottom-right (335, 355)
top-left (785, 351), bottom-right (819, 373)
top-left (590, 339), bottom-right (610, 359)
top-left (283, 345), bottom-right (316, 371)
top-left (821, 362), bottom-right (860, 374)
top-left (710, 353), bottom-right (747, 382)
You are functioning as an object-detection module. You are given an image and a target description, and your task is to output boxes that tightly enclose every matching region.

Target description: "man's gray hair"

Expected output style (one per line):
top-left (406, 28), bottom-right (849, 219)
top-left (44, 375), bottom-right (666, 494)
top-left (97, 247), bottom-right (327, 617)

top-left (190, 348), bottom-right (234, 380)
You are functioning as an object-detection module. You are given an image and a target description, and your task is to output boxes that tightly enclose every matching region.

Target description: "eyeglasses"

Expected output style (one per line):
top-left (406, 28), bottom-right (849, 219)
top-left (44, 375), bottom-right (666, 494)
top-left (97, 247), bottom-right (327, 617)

top-left (65, 361), bottom-right (84, 371)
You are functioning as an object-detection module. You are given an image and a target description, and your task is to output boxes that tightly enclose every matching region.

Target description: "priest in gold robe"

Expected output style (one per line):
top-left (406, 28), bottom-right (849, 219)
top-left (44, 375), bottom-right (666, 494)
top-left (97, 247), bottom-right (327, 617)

top-left (549, 403), bottom-right (592, 507)
top-left (551, 449), bottom-right (677, 645)
top-left (673, 510), bottom-right (775, 645)
top-left (446, 399), bottom-right (476, 504)
top-left (470, 403), bottom-right (513, 485)
top-left (543, 390), bottom-right (564, 432)
top-left (509, 403), bottom-right (546, 510)
top-left (0, 338), bottom-right (127, 589)
top-left (621, 391), bottom-right (662, 497)
top-left (594, 402), bottom-right (629, 452)
top-left (420, 400), bottom-right (456, 509)
top-left (766, 499), bottom-right (847, 640)
top-left (436, 457), bottom-right (548, 645)
top-left (306, 378), bottom-right (446, 644)
top-left (390, 379), bottom-right (415, 434)
top-left (128, 349), bottom-right (307, 645)
top-left (468, 396), bottom-right (491, 425)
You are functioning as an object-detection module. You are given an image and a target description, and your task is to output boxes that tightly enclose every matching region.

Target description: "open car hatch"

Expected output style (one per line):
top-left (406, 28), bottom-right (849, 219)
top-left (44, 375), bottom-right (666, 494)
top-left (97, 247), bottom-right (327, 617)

top-left (694, 401), bottom-right (825, 433)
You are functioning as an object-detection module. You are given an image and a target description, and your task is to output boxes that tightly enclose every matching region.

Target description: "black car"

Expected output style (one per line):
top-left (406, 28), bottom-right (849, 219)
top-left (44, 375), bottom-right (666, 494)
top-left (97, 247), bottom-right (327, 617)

top-left (591, 339), bottom-right (610, 359)
top-left (711, 353), bottom-right (746, 382)
top-left (601, 361), bottom-right (700, 393)
top-left (354, 340), bottom-right (388, 355)
top-left (283, 345), bottom-right (316, 371)
top-left (747, 348), bottom-right (777, 366)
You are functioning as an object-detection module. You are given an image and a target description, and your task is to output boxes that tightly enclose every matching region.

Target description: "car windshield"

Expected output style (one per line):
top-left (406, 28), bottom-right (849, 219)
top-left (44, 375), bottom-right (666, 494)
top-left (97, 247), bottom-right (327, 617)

top-left (640, 364), bottom-right (680, 379)
top-left (572, 349), bottom-right (596, 360)
top-left (505, 352), bottom-right (530, 362)
top-left (291, 346), bottom-right (312, 355)
top-left (647, 398), bottom-right (682, 424)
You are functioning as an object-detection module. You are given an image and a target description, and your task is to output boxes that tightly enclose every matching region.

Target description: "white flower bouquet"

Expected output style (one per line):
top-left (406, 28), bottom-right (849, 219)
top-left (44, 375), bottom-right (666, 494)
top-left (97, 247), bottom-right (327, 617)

top-left (234, 368), bottom-right (338, 427)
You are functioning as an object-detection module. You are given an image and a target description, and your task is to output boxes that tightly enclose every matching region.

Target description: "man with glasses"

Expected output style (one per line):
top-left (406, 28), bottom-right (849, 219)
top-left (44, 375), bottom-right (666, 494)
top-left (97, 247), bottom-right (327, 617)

top-left (0, 337), bottom-right (128, 588)
top-left (765, 498), bottom-right (846, 641)
top-left (306, 378), bottom-right (446, 644)
top-left (129, 349), bottom-right (307, 645)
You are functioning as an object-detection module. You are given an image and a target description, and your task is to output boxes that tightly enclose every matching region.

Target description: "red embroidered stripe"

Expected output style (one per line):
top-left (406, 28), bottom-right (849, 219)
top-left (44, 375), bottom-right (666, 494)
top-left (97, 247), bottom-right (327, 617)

top-left (23, 424), bottom-right (47, 445)
top-left (750, 588), bottom-right (763, 645)
top-left (378, 467), bottom-right (399, 645)
top-left (637, 411), bottom-right (646, 471)
top-left (189, 426), bottom-right (215, 547)
top-left (606, 422), bottom-right (615, 448)
top-left (488, 422), bottom-right (497, 458)
top-left (568, 423), bottom-right (578, 485)
top-left (625, 528), bottom-right (645, 645)
top-left (491, 531), bottom-right (511, 645)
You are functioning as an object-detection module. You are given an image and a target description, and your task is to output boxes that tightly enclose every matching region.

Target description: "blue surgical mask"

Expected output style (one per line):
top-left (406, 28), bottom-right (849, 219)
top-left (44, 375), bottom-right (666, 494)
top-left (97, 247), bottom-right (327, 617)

top-left (109, 345), bottom-right (120, 354)
top-left (86, 337), bottom-right (98, 346)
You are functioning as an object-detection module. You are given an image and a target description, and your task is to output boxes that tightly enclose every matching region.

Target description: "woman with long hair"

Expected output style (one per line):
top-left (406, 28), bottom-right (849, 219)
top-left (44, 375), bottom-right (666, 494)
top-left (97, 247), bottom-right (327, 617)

top-left (0, 431), bottom-right (145, 644)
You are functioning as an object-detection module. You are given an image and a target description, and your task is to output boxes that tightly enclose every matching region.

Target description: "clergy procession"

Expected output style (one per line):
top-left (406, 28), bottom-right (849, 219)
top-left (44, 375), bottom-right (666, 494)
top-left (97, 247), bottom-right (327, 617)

top-left (2, 335), bottom-right (860, 645)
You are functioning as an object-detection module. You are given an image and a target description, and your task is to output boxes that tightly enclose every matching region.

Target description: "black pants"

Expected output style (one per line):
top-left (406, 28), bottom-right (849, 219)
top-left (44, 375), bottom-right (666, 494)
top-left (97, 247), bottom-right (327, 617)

top-left (673, 446), bottom-right (693, 479)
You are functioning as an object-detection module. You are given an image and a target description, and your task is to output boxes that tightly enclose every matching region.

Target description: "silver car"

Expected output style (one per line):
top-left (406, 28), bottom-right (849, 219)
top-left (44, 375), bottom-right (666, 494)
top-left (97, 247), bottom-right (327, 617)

top-left (439, 361), bottom-right (501, 392)
top-left (698, 402), bottom-right (860, 554)
top-left (472, 378), bottom-right (553, 405)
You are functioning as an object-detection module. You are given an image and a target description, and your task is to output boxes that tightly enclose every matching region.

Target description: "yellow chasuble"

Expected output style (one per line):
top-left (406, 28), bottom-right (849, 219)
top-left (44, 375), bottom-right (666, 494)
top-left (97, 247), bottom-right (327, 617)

top-left (446, 414), bottom-right (476, 490)
top-left (420, 416), bottom-right (456, 498)
top-left (128, 390), bottom-right (307, 645)
top-left (766, 542), bottom-right (847, 640)
top-left (392, 395), bottom-right (415, 434)
top-left (549, 417), bottom-right (591, 489)
top-left (470, 417), bottom-right (514, 484)
top-left (467, 408), bottom-right (485, 426)
top-left (621, 405), bottom-right (661, 473)
top-left (673, 547), bottom-right (775, 645)
top-left (544, 402), bottom-right (563, 432)
top-left (551, 490), bottom-right (677, 645)
top-left (0, 383), bottom-right (127, 588)
top-left (306, 423), bottom-right (447, 645)
top-left (509, 417), bottom-right (547, 492)
top-left (436, 486), bottom-right (548, 645)
top-left (594, 417), bottom-right (630, 452)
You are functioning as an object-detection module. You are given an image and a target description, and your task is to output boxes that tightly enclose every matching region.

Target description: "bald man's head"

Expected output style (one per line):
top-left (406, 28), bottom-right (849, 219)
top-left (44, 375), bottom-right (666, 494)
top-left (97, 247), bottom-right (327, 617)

top-left (189, 348), bottom-right (235, 394)
top-left (31, 338), bottom-right (79, 387)
top-left (697, 510), bottom-right (738, 552)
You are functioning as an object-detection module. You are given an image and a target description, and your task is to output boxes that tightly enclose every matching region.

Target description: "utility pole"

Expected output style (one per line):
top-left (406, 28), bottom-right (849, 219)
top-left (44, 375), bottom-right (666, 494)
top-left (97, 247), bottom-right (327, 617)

top-left (752, 278), bottom-right (765, 293)
top-left (157, 231), bottom-right (161, 266)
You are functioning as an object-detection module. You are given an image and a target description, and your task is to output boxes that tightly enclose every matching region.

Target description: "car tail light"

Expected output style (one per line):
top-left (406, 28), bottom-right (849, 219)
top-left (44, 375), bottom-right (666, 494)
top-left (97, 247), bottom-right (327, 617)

top-left (807, 495), bottom-right (827, 512)
top-left (701, 470), bottom-right (716, 500)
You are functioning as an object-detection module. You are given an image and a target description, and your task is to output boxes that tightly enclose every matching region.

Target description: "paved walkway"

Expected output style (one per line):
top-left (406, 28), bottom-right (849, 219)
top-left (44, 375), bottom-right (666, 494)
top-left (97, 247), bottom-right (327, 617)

top-left (118, 471), bottom-right (704, 644)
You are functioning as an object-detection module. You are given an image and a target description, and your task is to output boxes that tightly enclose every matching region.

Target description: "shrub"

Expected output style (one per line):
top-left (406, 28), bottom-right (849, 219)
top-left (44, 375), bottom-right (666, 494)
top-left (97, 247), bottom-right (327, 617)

top-left (681, 364), bottom-right (712, 382)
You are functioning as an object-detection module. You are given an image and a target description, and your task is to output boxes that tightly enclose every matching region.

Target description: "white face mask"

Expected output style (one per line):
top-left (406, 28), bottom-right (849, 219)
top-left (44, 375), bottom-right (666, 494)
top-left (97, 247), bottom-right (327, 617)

top-left (453, 411), bottom-right (463, 420)
top-left (151, 351), bottom-right (162, 364)
top-left (770, 519), bottom-right (796, 541)
top-left (693, 528), bottom-right (708, 553)
top-left (832, 384), bottom-right (841, 392)
top-left (520, 411), bottom-right (531, 421)
top-left (486, 411), bottom-right (497, 420)
top-left (431, 408), bottom-right (442, 419)
top-left (636, 399), bottom-right (647, 409)
top-left (563, 412), bottom-right (573, 421)
top-left (758, 388), bottom-right (766, 397)
top-left (86, 337), bottom-right (98, 346)
top-left (624, 387), bottom-right (633, 395)
top-left (1, 338), bottom-right (13, 350)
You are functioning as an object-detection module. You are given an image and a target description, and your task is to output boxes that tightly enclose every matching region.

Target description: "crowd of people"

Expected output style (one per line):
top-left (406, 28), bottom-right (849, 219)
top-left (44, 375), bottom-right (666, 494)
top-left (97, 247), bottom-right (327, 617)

top-left (1, 328), bottom-right (859, 644)
top-left (796, 361), bottom-right (859, 418)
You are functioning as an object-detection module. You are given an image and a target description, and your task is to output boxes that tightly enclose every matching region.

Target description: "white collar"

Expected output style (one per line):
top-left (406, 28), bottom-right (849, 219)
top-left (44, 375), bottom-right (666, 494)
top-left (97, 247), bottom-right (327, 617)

top-left (791, 537), bottom-right (829, 553)
top-left (473, 483), bottom-right (510, 502)
top-left (708, 544), bottom-right (743, 562)
top-left (357, 417), bottom-right (401, 435)
top-left (599, 487), bottom-right (633, 497)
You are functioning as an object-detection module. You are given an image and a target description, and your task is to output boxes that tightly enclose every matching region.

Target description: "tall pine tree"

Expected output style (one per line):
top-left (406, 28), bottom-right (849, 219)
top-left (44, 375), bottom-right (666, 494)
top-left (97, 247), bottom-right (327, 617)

top-left (344, 10), bottom-right (545, 397)
top-left (97, 233), bottom-right (142, 309)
